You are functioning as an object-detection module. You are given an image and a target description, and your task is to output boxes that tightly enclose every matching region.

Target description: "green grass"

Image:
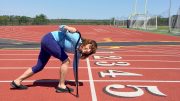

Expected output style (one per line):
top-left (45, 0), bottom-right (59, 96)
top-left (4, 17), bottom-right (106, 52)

top-left (126, 26), bottom-right (180, 36)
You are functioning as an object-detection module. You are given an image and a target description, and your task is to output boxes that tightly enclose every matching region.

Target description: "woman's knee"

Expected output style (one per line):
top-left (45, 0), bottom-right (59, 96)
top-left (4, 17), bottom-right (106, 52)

top-left (32, 65), bottom-right (45, 73)
top-left (62, 58), bottom-right (70, 65)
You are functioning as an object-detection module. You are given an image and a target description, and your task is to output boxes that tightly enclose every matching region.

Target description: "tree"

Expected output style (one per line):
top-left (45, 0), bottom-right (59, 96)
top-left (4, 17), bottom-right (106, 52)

top-left (19, 16), bottom-right (29, 25)
top-left (0, 16), bottom-right (9, 25)
top-left (32, 14), bottom-right (49, 25)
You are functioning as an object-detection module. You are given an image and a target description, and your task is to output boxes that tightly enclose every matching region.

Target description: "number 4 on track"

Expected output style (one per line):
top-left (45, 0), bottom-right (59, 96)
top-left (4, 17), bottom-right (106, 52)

top-left (99, 70), bottom-right (143, 78)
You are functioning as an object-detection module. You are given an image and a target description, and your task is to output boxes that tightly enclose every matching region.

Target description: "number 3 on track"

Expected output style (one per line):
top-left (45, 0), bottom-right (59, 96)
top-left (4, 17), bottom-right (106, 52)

top-left (95, 61), bottom-right (130, 66)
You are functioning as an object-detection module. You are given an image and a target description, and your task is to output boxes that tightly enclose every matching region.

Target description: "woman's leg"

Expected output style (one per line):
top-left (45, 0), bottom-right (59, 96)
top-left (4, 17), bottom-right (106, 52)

top-left (45, 44), bottom-right (69, 89)
top-left (56, 58), bottom-right (74, 93)
top-left (40, 33), bottom-right (70, 89)
top-left (13, 47), bottom-right (51, 86)
top-left (13, 68), bottom-right (34, 86)
top-left (58, 58), bottom-right (70, 89)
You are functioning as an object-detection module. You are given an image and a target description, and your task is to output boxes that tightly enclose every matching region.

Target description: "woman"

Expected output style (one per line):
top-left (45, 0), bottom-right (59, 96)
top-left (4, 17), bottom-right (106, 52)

top-left (10, 25), bottom-right (97, 93)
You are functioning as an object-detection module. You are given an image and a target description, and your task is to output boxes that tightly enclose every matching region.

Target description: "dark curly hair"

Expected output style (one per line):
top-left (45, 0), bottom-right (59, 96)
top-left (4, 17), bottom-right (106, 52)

top-left (79, 38), bottom-right (97, 59)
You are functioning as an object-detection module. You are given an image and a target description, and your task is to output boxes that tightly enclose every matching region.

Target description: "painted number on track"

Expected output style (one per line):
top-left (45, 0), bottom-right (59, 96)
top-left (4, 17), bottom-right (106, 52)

top-left (104, 84), bottom-right (166, 98)
top-left (95, 61), bottom-right (130, 66)
top-left (94, 55), bottom-right (122, 59)
top-left (99, 70), bottom-right (143, 77)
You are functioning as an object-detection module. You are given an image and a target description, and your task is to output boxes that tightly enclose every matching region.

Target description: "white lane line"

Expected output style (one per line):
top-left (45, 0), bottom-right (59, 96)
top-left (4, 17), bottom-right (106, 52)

top-left (96, 52), bottom-right (180, 55)
top-left (96, 52), bottom-right (114, 54)
top-left (1, 80), bottom-right (180, 83)
top-left (94, 60), bottom-right (180, 62)
top-left (0, 67), bottom-right (87, 69)
top-left (0, 59), bottom-right (180, 62)
top-left (92, 60), bottom-right (180, 62)
top-left (0, 54), bottom-right (74, 56)
top-left (86, 58), bottom-right (97, 101)
top-left (0, 59), bottom-right (55, 60)
top-left (97, 50), bottom-right (180, 53)
top-left (0, 54), bottom-right (180, 57)
top-left (0, 48), bottom-right (179, 52)
top-left (116, 55), bottom-right (180, 56)
top-left (0, 67), bottom-right (180, 70)
top-left (0, 49), bottom-right (39, 51)
top-left (0, 54), bottom-right (39, 55)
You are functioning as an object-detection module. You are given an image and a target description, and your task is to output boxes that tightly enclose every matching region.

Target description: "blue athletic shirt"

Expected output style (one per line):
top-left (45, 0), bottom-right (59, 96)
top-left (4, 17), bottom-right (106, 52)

top-left (51, 25), bottom-right (82, 75)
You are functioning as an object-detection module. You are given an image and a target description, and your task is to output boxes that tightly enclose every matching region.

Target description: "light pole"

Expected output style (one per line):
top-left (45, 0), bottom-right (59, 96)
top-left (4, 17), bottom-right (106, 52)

top-left (144, 0), bottom-right (148, 30)
top-left (169, 0), bottom-right (171, 33)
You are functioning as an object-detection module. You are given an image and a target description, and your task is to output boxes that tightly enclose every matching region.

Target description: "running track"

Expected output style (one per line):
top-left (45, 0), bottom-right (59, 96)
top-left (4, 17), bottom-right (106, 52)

top-left (0, 25), bottom-right (180, 101)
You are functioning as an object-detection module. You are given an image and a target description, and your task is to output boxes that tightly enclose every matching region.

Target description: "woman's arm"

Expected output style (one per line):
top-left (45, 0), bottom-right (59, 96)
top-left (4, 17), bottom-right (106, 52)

top-left (64, 25), bottom-right (77, 33)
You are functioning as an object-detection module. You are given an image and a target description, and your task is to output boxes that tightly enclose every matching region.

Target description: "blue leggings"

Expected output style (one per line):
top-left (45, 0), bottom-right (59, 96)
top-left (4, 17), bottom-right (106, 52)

top-left (32, 33), bottom-right (68, 73)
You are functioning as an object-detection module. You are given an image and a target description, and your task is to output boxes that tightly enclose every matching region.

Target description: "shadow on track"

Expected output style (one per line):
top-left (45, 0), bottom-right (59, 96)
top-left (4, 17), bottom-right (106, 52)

top-left (10, 79), bottom-right (83, 97)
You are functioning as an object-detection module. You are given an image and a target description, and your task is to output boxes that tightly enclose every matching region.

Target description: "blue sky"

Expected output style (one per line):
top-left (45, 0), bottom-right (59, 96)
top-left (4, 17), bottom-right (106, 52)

top-left (0, 0), bottom-right (179, 19)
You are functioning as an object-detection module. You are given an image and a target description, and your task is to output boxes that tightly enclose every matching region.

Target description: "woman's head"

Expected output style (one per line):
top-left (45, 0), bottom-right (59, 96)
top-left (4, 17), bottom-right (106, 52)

top-left (79, 38), bottom-right (97, 59)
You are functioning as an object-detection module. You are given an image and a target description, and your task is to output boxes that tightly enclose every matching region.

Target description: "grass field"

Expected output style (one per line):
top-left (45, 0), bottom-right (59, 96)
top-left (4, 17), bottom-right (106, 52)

top-left (120, 26), bottom-right (180, 36)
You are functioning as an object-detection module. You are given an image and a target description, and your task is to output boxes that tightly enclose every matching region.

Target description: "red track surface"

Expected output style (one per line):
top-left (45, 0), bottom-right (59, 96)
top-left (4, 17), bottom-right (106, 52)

top-left (0, 26), bottom-right (180, 101)
top-left (0, 25), bottom-right (180, 42)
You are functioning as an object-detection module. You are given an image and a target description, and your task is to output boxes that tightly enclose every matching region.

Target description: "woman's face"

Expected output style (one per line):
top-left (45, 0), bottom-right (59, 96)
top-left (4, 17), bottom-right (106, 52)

top-left (80, 44), bottom-right (92, 54)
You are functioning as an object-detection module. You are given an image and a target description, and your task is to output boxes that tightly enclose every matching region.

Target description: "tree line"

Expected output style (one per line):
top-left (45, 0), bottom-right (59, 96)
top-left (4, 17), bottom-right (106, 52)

top-left (0, 14), bottom-right (111, 26)
top-left (0, 14), bottom-right (49, 25)
top-left (1, 14), bottom-right (178, 26)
